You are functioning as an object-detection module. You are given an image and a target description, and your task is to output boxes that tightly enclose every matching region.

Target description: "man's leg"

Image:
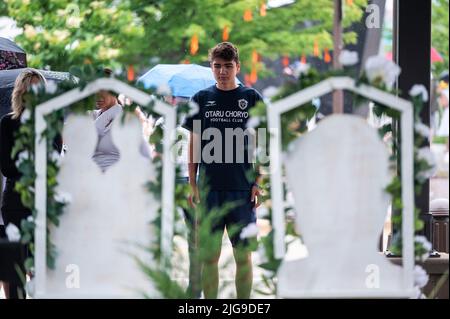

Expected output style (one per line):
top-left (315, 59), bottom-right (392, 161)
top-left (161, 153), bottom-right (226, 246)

top-left (233, 247), bottom-right (253, 299)
top-left (227, 190), bottom-right (256, 299)
top-left (202, 235), bottom-right (222, 299)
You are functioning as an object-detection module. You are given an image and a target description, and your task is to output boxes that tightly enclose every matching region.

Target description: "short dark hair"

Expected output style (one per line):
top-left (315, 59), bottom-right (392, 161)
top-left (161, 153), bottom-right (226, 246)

top-left (103, 67), bottom-right (113, 77)
top-left (208, 42), bottom-right (240, 64)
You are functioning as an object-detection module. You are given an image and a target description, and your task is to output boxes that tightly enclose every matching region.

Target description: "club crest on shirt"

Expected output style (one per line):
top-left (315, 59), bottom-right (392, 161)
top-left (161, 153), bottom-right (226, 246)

top-left (206, 100), bottom-right (216, 107)
top-left (238, 99), bottom-right (248, 110)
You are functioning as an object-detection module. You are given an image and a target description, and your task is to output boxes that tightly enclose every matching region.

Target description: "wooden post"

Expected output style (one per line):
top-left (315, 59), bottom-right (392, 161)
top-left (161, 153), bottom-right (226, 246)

top-left (333, 0), bottom-right (344, 113)
top-left (394, 0), bottom-right (432, 242)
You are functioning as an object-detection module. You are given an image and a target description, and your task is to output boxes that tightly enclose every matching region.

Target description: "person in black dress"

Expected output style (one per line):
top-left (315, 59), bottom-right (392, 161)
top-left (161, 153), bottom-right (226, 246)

top-left (0, 68), bottom-right (47, 299)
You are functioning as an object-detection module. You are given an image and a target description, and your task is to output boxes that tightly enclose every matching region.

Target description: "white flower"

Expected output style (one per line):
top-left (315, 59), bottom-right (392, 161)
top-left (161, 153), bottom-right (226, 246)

top-left (66, 16), bottom-right (82, 29)
top-left (187, 101), bottom-right (199, 117)
top-left (415, 235), bottom-right (432, 261)
top-left (246, 116), bottom-right (261, 129)
top-left (6, 223), bottom-right (21, 242)
top-left (415, 122), bottom-right (430, 139)
top-left (364, 55), bottom-right (401, 89)
top-left (416, 147), bottom-right (437, 181)
top-left (292, 62), bottom-right (310, 78)
top-left (156, 84), bottom-right (172, 96)
top-left (415, 235), bottom-right (432, 251)
top-left (409, 84), bottom-right (429, 102)
top-left (414, 265), bottom-right (429, 288)
top-left (239, 222), bottom-right (259, 239)
top-left (258, 244), bottom-right (269, 264)
top-left (339, 50), bottom-right (359, 66)
top-left (16, 151), bottom-right (30, 166)
top-left (27, 215), bottom-right (34, 223)
top-left (53, 29), bottom-right (70, 42)
top-left (24, 24), bottom-right (37, 39)
top-left (45, 80), bottom-right (58, 95)
top-left (54, 191), bottom-right (73, 204)
top-left (20, 109), bottom-right (31, 124)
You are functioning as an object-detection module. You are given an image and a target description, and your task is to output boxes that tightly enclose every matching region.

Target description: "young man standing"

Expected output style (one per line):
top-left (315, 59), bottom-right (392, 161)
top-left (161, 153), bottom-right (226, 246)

top-left (183, 42), bottom-right (262, 299)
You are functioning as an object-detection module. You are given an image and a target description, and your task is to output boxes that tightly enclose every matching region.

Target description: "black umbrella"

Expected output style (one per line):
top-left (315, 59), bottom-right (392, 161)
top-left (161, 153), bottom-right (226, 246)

top-left (0, 37), bottom-right (27, 70)
top-left (0, 68), bottom-right (71, 118)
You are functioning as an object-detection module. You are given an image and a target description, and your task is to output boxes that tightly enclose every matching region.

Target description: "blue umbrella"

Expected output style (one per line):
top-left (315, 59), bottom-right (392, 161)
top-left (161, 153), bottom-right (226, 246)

top-left (138, 63), bottom-right (241, 98)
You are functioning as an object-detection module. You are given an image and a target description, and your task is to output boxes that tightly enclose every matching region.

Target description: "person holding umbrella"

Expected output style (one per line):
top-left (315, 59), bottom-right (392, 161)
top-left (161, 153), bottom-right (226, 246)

top-left (0, 68), bottom-right (60, 298)
top-left (183, 42), bottom-right (263, 299)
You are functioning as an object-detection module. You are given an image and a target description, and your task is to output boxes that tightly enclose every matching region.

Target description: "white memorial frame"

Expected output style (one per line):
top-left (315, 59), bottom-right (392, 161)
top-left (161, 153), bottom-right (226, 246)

top-left (33, 78), bottom-right (176, 297)
top-left (268, 76), bottom-right (415, 297)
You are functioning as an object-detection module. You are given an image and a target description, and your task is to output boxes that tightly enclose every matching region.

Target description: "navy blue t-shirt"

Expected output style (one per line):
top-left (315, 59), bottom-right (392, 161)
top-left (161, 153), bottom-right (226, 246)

top-left (183, 85), bottom-right (263, 191)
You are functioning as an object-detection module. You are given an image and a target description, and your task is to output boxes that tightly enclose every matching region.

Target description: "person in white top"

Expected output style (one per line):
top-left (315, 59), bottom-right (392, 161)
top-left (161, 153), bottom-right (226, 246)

top-left (92, 91), bottom-right (123, 172)
top-left (91, 70), bottom-right (150, 172)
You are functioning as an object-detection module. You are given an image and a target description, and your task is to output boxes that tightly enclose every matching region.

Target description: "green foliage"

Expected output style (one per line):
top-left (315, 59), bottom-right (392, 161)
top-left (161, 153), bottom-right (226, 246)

top-left (432, 0), bottom-right (449, 77)
top-left (136, 257), bottom-right (189, 299)
top-left (5, 0), bottom-right (368, 74)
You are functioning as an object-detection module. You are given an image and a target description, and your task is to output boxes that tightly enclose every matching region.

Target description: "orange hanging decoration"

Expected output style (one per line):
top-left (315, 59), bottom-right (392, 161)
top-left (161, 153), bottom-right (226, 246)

top-left (190, 34), bottom-right (199, 55)
top-left (282, 55), bottom-right (290, 67)
top-left (250, 66), bottom-right (258, 84)
top-left (324, 48), bottom-right (331, 63)
top-left (243, 9), bottom-right (253, 22)
top-left (260, 3), bottom-right (267, 17)
top-left (346, 0), bottom-right (354, 5)
top-left (127, 64), bottom-right (135, 82)
top-left (252, 50), bottom-right (259, 63)
top-left (301, 54), bottom-right (307, 64)
top-left (244, 74), bottom-right (252, 87)
top-left (222, 26), bottom-right (229, 41)
top-left (313, 40), bottom-right (320, 57)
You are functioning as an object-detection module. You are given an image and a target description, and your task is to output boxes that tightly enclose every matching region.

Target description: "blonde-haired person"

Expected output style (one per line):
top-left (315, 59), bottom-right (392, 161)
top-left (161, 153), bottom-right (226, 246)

top-left (0, 68), bottom-right (48, 299)
top-left (10, 68), bottom-right (46, 119)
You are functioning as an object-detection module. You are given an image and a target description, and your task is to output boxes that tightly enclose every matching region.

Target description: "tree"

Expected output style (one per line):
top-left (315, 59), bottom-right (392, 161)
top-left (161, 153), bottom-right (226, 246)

top-left (3, 0), bottom-right (368, 77)
top-left (3, 0), bottom-right (144, 71)
top-left (432, 0), bottom-right (449, 77)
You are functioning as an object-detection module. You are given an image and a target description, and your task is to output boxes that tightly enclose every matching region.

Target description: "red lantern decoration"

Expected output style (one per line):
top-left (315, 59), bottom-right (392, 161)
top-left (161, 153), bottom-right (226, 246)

top-left (252, 50), bottom-right (259, 63)
top-left (222, 26), bottom-right (229, 41)
top-left (250, 67), bottom-right (258, 84)
top-left (260, 3), bottom-right (267, 16)
top-left (301, 54), bottom-right (306, 64)
top-left (127, 64), bottom-right (135, 82)
top-left (313, 40), bottom-right (320, 57)
top-left (244, 74), bottom-right (252, 87)
top-left (190, 34), bottom-right (199, 55)
top-left (282, 55), bottom-right (290, 67)
top-left (324, 48), bottom-right (331, 63)
top-left (244, 9), bottom-right (253, 22)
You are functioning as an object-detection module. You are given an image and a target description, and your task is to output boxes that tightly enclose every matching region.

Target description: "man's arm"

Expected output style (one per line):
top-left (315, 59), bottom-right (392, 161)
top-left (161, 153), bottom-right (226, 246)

top-left (188, 130), bottom-right (200, 206)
